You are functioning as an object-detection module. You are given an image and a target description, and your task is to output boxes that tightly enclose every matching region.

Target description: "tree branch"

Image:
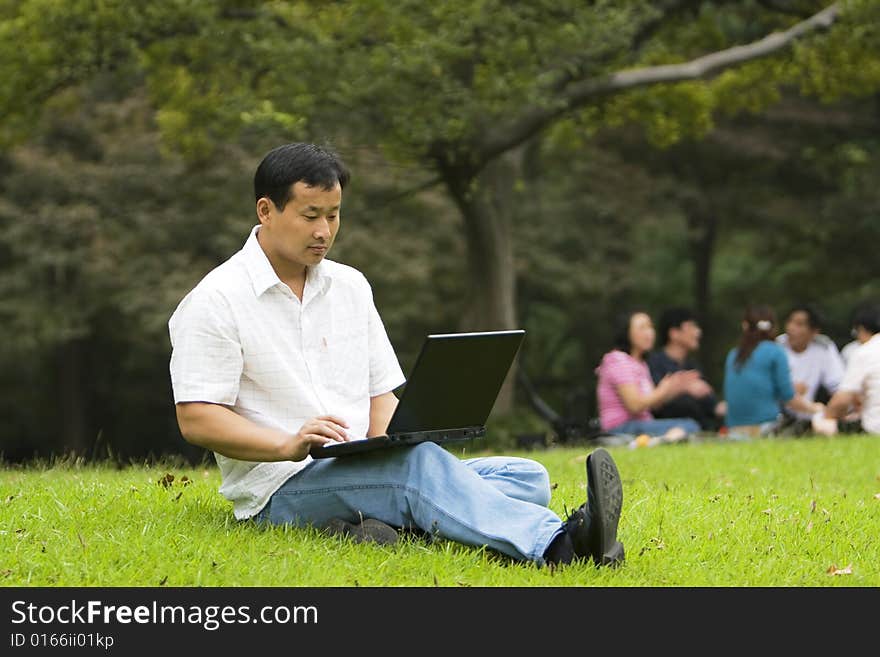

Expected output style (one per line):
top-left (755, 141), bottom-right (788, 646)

top-left (479, 2), bottom-right (840, 163)
top-left (542, 1), bottom-right (708, 96)
top-left (370, 175), bottom-right (444, 210)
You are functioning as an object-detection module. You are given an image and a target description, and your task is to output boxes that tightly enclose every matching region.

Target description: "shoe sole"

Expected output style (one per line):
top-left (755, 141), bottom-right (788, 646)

top-left (586, 448), bottom-right (625, 567)
top-left (359, 518), bottom-right (399, 546)
top-left (323, 518), bottom-right (399, 546)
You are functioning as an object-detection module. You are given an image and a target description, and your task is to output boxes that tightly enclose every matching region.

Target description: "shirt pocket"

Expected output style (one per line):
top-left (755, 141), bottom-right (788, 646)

top-left (326, 317), bottom-right (370, 398)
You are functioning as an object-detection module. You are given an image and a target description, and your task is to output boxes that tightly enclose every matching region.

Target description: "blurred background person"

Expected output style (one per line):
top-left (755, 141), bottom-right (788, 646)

top-left (841, 334), bottom-right (862, 368)
top-left (839, 301), bottom-right (878, 368)
top-left (596, 310), bottom-right (701, 440)
top-left (647, 307), bottom-right (725, 431)
top-left (814, 303), bottom-right (880, 436)
top-left (775, 303), bottom-right (845, 433)
top-left (724, 305), bottom-right (822, 437)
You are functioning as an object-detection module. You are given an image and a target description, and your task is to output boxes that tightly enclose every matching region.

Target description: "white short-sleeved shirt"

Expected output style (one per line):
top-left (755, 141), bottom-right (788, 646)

top-left (168, 225), bottom-right (406, 519)
top-left (776, 334), bottom-right (845, 419)
top-left (838, 334), bottom-right (880, 434)
top-left (841, 340), bottom-right (862, 367)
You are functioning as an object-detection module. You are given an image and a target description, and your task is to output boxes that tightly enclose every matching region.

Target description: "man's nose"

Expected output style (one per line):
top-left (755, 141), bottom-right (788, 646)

top-left (313, 218), bottom-right (331, 239)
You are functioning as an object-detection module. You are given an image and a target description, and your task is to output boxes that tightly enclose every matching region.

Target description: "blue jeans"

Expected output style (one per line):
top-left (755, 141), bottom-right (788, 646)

top-left (253, 442), bottom-right (564, 564)
top-left (610, 417), bottom-right (700, 437)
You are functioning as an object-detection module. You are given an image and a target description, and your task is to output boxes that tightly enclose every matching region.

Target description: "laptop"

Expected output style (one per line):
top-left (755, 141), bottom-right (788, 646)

top-left (309, 329), bottom-right (525, 459)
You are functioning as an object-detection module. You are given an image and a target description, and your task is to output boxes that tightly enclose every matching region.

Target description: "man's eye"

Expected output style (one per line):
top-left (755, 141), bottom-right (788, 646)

top-left (304, 215), bottom-right (318, 220)
top-left (328, 215), bottom-right (338, 220)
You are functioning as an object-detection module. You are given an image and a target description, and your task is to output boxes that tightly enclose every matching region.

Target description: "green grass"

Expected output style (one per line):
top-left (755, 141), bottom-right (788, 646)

top-left (2, 435), bottom-right (879, 586)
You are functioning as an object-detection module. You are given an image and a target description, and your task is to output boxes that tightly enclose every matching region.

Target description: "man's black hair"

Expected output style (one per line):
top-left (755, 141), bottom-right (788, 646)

top-left (852, 302), bottom-right (880, 335)
top-left (657, 307), bottom-right (697, 346)
top-left (786, 303), bottom-right (824, 330)
top-left (254, 142), bottom-right (351, 210)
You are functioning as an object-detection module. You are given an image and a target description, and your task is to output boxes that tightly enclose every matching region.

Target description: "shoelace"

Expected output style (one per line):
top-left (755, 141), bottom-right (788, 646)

top-left (560, 502), bottom-right (585, 529)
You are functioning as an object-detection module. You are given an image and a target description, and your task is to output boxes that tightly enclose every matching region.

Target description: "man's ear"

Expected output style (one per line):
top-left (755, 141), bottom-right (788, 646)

top-left (256, 197), bottom-right (274, 225)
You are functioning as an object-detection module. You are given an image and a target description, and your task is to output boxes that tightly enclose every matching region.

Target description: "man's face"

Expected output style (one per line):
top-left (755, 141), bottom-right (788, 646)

top-left (258, 181), bottom-right (342, 272)
top-left (855, 326), bottom-right (873, 344)
top-left (669, 320), bottom-right (702, 352)
top-left (785, 311), bottom-right (816, 351)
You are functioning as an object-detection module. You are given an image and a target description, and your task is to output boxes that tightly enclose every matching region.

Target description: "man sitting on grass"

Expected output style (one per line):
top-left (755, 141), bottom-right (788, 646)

top-left (813, 303), bottom-right (880, 437)
top-left (775, 304), bottom-right (845, 435)
top-left (647, 307), bottom-right (725, 432)
top-left (167, 142), bottom-right (625, 568)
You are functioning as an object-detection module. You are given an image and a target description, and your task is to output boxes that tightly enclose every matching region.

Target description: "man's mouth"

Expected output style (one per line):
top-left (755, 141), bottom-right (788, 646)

top-left (308, 245), bottom-right (327, 253)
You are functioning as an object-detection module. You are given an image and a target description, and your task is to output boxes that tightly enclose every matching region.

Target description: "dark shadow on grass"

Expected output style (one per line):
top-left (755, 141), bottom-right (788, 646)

top-left (233, 513), bottom-right (542, 570)
top-left (0, 448), bottom-right (217, 471)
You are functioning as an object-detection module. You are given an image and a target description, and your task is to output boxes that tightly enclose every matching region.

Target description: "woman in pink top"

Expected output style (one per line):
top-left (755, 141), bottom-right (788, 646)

top-left (596, 311), bottom-right (702, 437)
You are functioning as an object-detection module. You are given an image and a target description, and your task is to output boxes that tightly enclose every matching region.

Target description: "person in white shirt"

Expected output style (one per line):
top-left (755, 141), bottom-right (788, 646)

top-left (168, 143), bottom-right (625, 567)
top-left (776, 304), bottom-right (844, 423)
top-left (814, 304), bottom-right (880, 436)
top-left (841, 339), bottom-right (862, 367)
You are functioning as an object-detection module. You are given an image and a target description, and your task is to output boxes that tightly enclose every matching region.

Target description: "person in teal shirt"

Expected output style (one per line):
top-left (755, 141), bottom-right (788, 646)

top-left (723, 305), bottom-right (821, 436)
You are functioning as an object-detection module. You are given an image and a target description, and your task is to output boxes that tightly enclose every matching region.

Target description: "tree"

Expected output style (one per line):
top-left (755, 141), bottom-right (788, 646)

top-left (2, 0), bottom-right (878, 417)
top-left (0, 86), bottom-right (262, 458)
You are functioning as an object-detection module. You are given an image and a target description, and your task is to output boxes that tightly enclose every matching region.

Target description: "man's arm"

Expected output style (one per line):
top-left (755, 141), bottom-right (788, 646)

top-left (784, 394), bottom-right (822, 416)
top-left (812, 388), bottom-right (859, 436)
top-left (176, 402), bottom-right (350, 462)
top-left (824, 389), bottom-right (859, 420)
top-left (367, 391), bottom-right (399, 437)
top-left (616, 370), bottom-right (701, 414)
top-left (822, 344), bottom-right (846, 393)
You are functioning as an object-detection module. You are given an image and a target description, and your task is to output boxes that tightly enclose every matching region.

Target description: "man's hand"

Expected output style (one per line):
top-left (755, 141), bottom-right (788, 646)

top-left (657, 370), bottom-right (702, 398)
top-left (684, 378), bottom-right (713, 398)
top-left (812, 408), bottom-right (838, 436)
top-left (621, 370), bottom-right (703, 414)
top-left (287, 415), bottom-right (351, 461)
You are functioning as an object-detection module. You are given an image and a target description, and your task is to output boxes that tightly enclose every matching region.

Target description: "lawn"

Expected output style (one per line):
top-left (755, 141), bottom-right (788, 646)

top-left (2, 435), bottom-right (879, 587)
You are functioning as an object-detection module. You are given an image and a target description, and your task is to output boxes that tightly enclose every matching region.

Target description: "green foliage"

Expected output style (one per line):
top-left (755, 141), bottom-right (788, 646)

top-left (605, 81), bottom-right (718, 148)
top-left (589, 1), bottom-right (880, 151)
top-left (791, 0), bottom-right (880, 101)
top-left (0, 90), bottom-right (256, 458)
top-left (318, 0), bottom-right (651, 153)
top-left (0, 0), bottom-right (145, 145)
top-left (10, 1), bottom-right (868, 159)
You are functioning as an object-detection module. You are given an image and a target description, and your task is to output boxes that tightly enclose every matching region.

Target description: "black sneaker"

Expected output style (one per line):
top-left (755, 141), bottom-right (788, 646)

top-left (558, 505), bottom-right (590, 564)
top-left (322, 518), bottom-right (399, 546)
top-left (585, 448), bottom-right (625, 567)
top-left (559, 448), bottom-right (625, 567)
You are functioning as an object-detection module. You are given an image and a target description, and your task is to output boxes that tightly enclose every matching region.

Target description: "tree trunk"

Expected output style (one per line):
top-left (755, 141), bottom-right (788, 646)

top-left (441, 158), bottom-right (519, 414)
top-left (686, 206), bottom-right (718, 375)
top-left (688, 209), bottom-right (716, 324)
top-left (56, 339), bottom-right (89, 457)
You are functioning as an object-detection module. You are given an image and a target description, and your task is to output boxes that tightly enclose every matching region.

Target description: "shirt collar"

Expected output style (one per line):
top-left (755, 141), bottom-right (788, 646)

top-left (241, 225), bottom-right (333, 298)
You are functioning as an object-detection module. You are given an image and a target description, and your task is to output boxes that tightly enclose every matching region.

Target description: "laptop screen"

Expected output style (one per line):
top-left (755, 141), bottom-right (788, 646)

top-left (385, 330), bottom-right (525, 435)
